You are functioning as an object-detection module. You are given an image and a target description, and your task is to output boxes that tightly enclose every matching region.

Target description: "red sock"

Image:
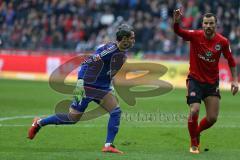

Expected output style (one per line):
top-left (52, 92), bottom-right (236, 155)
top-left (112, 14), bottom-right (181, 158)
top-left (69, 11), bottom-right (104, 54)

top-left (197, 117), bottom-right (214, 134)
top-left (188, 114), bottom-right (199, 146)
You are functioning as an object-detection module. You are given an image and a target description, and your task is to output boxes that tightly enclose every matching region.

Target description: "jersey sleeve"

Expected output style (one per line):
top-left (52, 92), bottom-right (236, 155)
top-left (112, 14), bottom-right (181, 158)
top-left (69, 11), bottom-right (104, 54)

top-left (77, 42), bottom-right (118, 80)
top-left (98, 43), bottom-right (118, 61)
top-left (173, 23), bottom-right (196, 41)
top-left (77, 64), bottom-right (87, 79)
top-left (222, 40), bottom-right (236, 67)
top-left (82, 43), bottom-right (117, 64)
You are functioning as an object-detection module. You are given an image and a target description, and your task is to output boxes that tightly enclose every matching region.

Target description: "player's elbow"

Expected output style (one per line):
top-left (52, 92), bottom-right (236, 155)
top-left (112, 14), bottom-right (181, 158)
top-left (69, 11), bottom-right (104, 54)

top-left (226, 56), bottom-right (236, 68)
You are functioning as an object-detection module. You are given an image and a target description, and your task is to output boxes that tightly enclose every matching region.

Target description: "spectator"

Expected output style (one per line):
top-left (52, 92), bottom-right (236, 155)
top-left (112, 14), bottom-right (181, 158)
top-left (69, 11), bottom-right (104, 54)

top-left (0, 0), bottom-right (239, 56)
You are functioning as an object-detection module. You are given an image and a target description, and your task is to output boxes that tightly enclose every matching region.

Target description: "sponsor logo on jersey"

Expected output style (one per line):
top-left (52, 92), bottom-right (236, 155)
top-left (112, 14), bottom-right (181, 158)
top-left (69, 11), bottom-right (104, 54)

top-left (205, 51), bottom-right (212, 57)
top-left (198, 51), bottom-right (215, 62)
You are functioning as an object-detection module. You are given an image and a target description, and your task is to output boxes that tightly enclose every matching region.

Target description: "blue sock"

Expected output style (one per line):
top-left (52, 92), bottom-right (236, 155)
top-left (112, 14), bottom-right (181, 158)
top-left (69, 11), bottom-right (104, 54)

top-left (39, 114), bottom-right (77, 126)
top-left (106, 107), bottom-right (121, 143)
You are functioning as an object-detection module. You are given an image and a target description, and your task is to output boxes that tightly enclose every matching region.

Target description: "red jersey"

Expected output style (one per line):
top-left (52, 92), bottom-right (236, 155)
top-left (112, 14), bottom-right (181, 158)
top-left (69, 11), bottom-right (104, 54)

top-left (174, 23), bottom-right (236, 84)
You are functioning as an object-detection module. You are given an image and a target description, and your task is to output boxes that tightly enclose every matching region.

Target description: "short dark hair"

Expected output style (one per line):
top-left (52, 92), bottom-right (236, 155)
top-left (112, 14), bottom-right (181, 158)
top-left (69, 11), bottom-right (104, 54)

top-left (203, 13), bottom-right (217, 23)
top-left (116, 24), bottom-right (133, 41)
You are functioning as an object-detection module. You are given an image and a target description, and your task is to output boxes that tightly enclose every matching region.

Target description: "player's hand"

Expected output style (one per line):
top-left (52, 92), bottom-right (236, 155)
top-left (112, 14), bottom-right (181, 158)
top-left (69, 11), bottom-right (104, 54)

top-left (73, 79), bottom-right (85, 101)
top-left (173, 9), bottom-right (182, 23)
top-left (231, 81), bottom-right (239, 96)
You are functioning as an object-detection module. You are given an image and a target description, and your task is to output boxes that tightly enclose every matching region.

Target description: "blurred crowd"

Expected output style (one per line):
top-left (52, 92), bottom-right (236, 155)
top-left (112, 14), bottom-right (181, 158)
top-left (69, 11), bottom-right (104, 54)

top-left (0, 0), bottom-right (239, 55)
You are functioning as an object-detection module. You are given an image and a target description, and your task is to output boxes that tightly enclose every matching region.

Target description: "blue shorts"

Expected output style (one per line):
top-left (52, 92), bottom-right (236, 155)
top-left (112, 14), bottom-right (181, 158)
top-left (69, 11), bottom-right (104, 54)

top-left (71, 85), bottom-right (113, 112)
top-left (84, 84), bottom-right (112, 100)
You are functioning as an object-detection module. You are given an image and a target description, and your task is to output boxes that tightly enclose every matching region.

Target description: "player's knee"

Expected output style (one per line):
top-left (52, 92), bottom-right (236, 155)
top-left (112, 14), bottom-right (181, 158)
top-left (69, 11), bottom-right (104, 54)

top-left (69, 112), bottom-right (82, 123)
top-left (190, 107), bottom-right (199, 116)
top-left (207, 116), bottom-right (218, 124)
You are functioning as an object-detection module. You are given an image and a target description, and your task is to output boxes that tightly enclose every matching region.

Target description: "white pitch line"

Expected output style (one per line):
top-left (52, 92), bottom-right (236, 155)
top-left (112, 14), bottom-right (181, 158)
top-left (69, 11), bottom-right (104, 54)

top-left (0, 124), bottom-right (106, 128)
top-left (1, 115), bottom-right (240, 129)
top-left (1, 114), bottom-right (239, 122)
top-left (0, 115), bottom-right (46, 122)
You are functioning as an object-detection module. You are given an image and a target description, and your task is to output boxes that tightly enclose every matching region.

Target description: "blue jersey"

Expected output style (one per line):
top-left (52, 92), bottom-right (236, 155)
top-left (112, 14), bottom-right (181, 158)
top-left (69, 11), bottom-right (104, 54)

top-left (78, 42), bottom-right (127, 89)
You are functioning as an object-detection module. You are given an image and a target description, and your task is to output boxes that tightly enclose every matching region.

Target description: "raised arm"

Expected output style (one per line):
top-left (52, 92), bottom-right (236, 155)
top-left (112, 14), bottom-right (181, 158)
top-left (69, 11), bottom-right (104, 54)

top-left (173, 9), bottom-right (195, 41)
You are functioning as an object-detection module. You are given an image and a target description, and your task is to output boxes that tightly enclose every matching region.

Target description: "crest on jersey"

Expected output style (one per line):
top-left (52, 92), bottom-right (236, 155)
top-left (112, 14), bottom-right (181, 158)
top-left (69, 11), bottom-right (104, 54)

top-left (92, 54), bottom-right (101, 61)
top-left (190, 92), bottom-right (196, 96)
top-left (215, 44), bottom-right (221, 51)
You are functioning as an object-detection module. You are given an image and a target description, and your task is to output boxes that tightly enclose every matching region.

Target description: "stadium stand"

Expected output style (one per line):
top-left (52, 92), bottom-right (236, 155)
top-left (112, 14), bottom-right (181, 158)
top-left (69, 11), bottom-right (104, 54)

top-left (0, 0), bottom-right (239, 55)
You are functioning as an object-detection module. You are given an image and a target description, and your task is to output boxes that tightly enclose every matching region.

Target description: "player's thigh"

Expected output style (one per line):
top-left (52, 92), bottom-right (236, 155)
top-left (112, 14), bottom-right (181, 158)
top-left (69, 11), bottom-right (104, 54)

top-left (203, 96), bottom-right (220, 121)
top-left (203, 80), bottom-right (221, 100)
top-left (186, 76), bottom-right (203, 106)
top-left (100, 92), bottom-right (119, 112)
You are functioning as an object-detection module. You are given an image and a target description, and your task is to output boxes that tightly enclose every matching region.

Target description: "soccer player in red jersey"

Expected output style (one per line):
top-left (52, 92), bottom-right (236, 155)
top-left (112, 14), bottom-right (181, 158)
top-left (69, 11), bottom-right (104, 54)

top-left (173, 9), bottom-right (239, 154)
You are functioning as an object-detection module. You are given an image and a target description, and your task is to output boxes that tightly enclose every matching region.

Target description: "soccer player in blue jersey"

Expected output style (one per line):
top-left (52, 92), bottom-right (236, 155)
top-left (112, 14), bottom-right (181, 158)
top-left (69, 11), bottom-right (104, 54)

top-left (28, 24), bottom-right (135, 154)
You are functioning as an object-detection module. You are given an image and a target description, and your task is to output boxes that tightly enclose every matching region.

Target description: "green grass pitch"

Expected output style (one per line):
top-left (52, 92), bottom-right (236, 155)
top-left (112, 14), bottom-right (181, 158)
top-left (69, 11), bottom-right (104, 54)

top-left (0, 79), bottom-right (239, 160)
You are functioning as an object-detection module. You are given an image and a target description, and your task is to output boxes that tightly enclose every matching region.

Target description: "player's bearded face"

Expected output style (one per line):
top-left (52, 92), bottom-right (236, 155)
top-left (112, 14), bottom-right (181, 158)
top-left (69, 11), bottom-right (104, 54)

top-left (120, 31), bottom-right (135, 50)
top-left (202, 17), bottom-right (216, 37)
